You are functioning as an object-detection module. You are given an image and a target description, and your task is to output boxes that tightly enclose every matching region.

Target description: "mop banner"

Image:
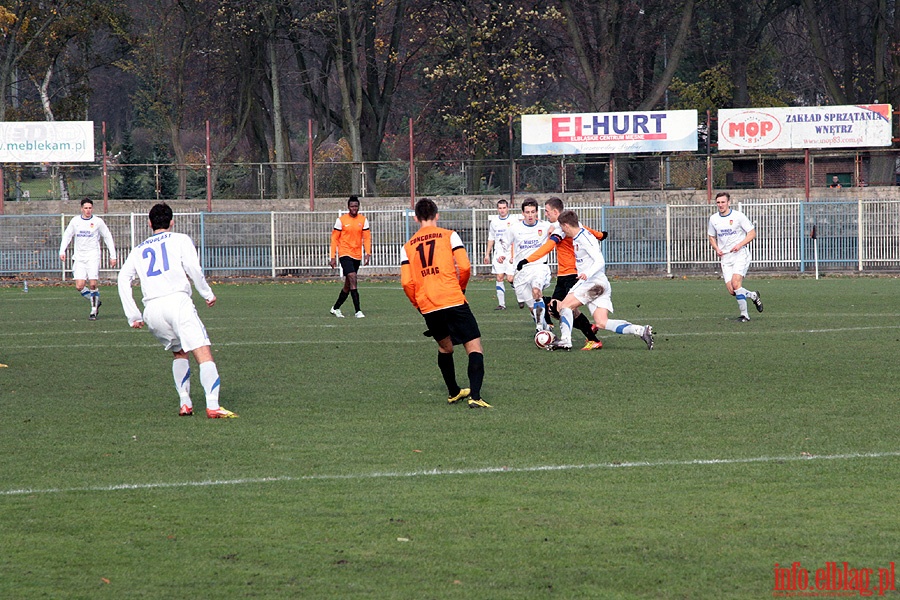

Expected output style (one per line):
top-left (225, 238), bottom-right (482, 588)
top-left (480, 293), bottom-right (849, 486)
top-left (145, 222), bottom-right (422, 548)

top-left (718, 105), bottom-right (892, 150)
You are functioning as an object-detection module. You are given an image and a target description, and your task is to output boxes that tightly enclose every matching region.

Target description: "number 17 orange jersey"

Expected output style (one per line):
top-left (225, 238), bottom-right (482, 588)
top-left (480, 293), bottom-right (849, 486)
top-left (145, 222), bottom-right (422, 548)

top-left (400, 225), bottom-right (471, 314)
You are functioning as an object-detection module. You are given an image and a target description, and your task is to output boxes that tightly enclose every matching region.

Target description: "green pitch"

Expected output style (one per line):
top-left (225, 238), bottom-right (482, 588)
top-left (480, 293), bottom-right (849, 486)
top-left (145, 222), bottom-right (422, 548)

top-left (2, 276), bottom-right (899, 598)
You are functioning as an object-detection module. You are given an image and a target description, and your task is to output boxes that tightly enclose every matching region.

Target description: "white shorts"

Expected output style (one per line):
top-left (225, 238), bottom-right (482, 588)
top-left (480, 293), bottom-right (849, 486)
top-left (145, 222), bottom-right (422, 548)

top-left (513, 263), bottom-right (551, 303)
top-left (72, 258), bottom-right (100, 281)
top-left (490, 253), bottom-right (513, 276)
top-left (570, 273), bottom-right (614, 314)
top-left (142, 293), bottom-right (211, 353)
top-left (721, 248), bottom-right (751, 281)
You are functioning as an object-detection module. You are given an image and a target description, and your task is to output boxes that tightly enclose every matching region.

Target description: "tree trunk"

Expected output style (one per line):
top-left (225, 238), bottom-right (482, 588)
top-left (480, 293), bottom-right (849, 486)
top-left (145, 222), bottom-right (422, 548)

top-left (269, 35), bottom-right (286, 200)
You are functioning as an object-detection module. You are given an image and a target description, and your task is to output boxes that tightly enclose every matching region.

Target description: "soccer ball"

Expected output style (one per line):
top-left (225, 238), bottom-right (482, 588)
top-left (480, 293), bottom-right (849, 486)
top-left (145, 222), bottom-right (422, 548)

top-left (534, 329), bottom-right (556, 349)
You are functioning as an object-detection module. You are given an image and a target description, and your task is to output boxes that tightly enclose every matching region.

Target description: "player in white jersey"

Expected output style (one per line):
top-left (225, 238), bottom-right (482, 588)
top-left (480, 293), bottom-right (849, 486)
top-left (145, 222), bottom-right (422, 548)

top-left (59, 198), bottom-right (117, 320)
top-left (483, 199), bottom-right (516, 310)
top-left (547, 210), bottom-right (654, 351)
top-left (707, 192), bottom-right (763, 322)
top-left (117, 203), bottom-right (236, 419)
top-left (501, 198), bottom-right (552, 332)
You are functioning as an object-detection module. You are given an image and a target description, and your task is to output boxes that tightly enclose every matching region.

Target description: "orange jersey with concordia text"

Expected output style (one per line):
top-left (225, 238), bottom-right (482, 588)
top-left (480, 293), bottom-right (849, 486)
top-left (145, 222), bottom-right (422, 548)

top-left (330, 213), bottom-right (372, 260)
top-left (526, 225), bottom-right (605, 275)
top-left (400, 225), bottom-right (470, 314)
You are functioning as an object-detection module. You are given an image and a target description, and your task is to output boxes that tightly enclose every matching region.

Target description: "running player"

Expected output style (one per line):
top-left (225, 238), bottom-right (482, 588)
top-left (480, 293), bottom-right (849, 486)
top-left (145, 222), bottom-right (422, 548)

top-left (117, 203), bottom-right (236, 418)
top-left (501, 198), bottom-right (552, 333)
top-left (516, 196), bottom-right (606, 350)
top-left (400, 198), bottom-right (490, 408)
top-left (483, 199), bottom-right (515, 310)
top-left (548, 210), bottom-right (654, 351)
top-left (59, 198), bottom-right (117, 320)
top-left (329, 195), bottom-right (372, 318)
top-left (707, 191), bottom-right (763, 322)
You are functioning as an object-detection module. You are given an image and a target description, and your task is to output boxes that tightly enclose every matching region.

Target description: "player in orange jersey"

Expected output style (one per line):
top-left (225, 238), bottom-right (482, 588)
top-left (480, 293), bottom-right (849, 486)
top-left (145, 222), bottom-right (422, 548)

top-left (517, 197), bottom-right (607, 350)
top-left (400, 198), bottom-right (490, 408)
top-left (329, 196), bottom-right (372, 318)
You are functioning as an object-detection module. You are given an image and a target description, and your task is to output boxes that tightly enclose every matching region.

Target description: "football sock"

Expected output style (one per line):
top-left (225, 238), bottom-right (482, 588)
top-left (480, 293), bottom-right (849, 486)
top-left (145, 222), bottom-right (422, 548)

top-left (605, 319), bottom-right (642, 336)
top-left (350, 289), bottom-right (361, 312)
top-left (80, 288), bottom-right (92, 302)
top-left (199, 361), bottom-right (221, 410)
top-left (333, 289), bottom-right (349, 309)
top-left (90, 290), bottom-right (100, 310)
top-left (544, 296), bottom-right (559, 319)
top-left (437, 352), bottom-right (459, 396)
top-left (575, 312), bottom-right (599, 341)
top-left (172, 358), bottom-right (191, 405)
top-left (467, 352), bottom-right (484, 400)
top-left (559, 307), bottom-right (573, 343)
top-left (496, 283), bottom-right (505, 307)
top-left (532, 299), bottom-right (546, 330)
top-left (734, 290), bottom-right (749, 316)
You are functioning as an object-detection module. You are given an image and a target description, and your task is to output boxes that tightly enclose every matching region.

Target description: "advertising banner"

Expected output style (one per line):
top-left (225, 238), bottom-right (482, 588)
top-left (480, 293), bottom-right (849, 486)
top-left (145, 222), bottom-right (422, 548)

top-left (521, 110), bottom-right (698, 155)
top-left (717, 105), bottom-right (892, 150)
top-left (0, 121), bottom-right (95, 162)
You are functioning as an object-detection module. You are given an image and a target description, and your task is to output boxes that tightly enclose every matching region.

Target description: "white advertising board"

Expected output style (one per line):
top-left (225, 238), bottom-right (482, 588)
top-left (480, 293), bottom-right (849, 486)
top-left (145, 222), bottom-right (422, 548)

top-left (521, 110), bottom-right (698, 155)
top-left (0, 121), bottom-right (95, 162)
top-left (717, 105), bottom-right (892, 150)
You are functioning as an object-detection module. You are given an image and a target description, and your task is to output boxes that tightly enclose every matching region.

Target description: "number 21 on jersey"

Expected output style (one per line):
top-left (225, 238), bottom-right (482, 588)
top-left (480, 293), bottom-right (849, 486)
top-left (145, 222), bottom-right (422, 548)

top-left (143, 242), bottom-right (170, 277)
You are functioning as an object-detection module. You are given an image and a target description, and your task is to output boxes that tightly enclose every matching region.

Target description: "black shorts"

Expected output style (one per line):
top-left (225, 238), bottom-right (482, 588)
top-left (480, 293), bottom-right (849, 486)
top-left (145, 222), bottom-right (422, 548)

top-left (423, 304), bottom-right (481, 346)
top-left (551, 274), bottom-right (578, 301)
top-left (339, 256), bottom-right (361, 274)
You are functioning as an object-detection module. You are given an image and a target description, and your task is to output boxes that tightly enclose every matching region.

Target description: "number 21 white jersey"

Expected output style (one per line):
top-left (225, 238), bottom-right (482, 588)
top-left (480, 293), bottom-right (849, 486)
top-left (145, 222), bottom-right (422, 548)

top-left (117, 231), bottom-right (213, 324)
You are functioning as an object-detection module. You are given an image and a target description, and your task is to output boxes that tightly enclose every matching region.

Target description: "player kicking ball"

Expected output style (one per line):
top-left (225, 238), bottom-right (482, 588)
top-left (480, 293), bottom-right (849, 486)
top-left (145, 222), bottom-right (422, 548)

top-left (547, 210), bottom-right (654, 352)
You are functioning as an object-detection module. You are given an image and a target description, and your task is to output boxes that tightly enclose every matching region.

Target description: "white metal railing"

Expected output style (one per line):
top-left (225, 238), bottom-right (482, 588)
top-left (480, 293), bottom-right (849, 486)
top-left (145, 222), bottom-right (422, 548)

top-left (7, 200), bottom-right (900, 279)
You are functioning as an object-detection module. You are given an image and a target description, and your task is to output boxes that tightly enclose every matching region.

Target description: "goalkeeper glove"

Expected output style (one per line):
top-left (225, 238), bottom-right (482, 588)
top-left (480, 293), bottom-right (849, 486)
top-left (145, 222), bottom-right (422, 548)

top-left (516, 259), bottom-right (528, 271)
top-left (601, 231), bottom-right (609, 240)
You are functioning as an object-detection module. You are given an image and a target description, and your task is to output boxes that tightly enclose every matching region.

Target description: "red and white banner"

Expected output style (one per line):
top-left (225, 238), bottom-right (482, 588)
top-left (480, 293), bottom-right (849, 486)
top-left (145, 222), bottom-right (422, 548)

top-left (522, 110), bottom-right (698, 155)
top-left (718, 105), bottom-right (892, 150)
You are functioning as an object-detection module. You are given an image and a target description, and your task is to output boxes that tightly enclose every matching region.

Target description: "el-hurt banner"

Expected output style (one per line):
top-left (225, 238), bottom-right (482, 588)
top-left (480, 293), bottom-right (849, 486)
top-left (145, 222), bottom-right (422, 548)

top-left (521, 110), bottom-right (698, 155)
top-left (718, 105), bottom-right (892, 150)
top-left (0, 121), bottom-right (94, 162)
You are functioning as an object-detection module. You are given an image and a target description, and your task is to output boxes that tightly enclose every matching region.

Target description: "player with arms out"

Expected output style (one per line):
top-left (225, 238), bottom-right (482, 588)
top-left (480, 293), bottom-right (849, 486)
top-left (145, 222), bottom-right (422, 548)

top-left (707, 192), bottom-right (763, 322)
top-left (502, 198), bottom-right (552, 333)
top-left (483, 198), bottom-right (515, 310)
top-left (517, 196), bottom-right (606, 350)
top-left (548, 210), bottom-right (654, 351)
top-left (59, 197), bottom-right (117, 320)
top-left (400, 198), bottom-right (490, 409)
top-left (117, 203), bottom-right (236, 419)
top-left (329, 195), bottom-right (372, 318)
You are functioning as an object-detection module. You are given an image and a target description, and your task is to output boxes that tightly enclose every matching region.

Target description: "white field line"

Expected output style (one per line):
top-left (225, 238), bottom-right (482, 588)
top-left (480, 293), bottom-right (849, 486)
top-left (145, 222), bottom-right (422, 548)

top-left (2, 450), bottom-right (899, 497)
top-left (5, 324), bottom-right (900, 350)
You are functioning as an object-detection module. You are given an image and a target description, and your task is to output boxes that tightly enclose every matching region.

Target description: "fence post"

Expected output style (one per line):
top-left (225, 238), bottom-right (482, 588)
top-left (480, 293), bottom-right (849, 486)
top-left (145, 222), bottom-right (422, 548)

top-left (101, 122), bottom-right (109, 211)
top-left (0, 167), bottom-right (4, 215)
top-left (665, 204), bottom-right (672, 275)
top-left (206, 120), bottom-right (212, 212)
top-left (804, 149), bottom-right (810, 201)
top-left (409, 117), bottom-right (415, 209)
top-left (308, 120), bottom-right (315, 211)
top-left (609, 155), bottom-right (615, 206)
top-left (857, 196), bottom-right (864, 272)
top-left (270, 211), bottom-right (277, 278)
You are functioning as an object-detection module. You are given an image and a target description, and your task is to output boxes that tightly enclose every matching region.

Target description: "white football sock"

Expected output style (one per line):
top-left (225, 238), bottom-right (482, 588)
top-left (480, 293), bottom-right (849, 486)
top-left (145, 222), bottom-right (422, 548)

top-left (172, 358), bottom-right (191, 405)
top-left (199, 361), bottom-right (221, 410)
top-left (605, 319), bottom-right (642, 336)
top-left (496, 283), bottom-right (505, 307)
top-left (559, 307), bottom-right (573, 343)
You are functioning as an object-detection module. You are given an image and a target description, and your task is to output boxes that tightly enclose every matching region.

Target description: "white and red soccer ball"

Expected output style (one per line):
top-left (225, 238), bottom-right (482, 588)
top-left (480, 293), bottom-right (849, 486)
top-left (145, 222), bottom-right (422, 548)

top-left (534, 329), bottom-right (555, 349)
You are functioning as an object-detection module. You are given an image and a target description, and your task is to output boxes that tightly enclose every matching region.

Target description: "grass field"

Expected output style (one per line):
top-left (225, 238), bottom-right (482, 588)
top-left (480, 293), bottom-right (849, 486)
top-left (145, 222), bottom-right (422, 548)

top-left (2, 276), bottom-right (899, 599)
